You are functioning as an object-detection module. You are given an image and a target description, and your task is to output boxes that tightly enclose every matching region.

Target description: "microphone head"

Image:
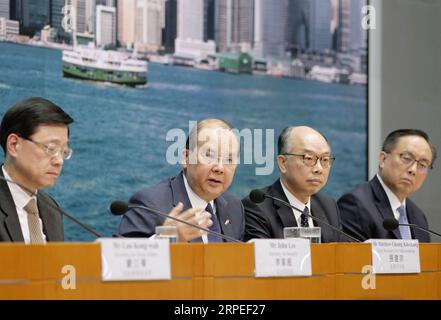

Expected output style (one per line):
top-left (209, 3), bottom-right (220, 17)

top-left (249, 189), bottom-right (266, 204)
top-left (110, 201), bottom-right (129, 216)
top-left (383, 218), bottom-right (399, 231)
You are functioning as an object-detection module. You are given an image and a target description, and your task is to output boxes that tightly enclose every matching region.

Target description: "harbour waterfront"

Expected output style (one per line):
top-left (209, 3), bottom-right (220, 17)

top-left (0, 42), bottom-right (366, 241)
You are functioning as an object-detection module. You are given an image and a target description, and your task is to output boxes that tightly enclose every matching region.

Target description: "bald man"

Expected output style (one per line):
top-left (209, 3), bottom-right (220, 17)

top-left (242, 126), bottom-right (343, 242)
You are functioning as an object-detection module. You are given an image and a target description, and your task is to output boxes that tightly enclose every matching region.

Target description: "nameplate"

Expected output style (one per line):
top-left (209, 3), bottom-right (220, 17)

top-left (98, 238), bottom-right (171, 281)
top-left (366, 239), bottom-right (420, 274)
top-left (252, 239), bottom-right (312, 277)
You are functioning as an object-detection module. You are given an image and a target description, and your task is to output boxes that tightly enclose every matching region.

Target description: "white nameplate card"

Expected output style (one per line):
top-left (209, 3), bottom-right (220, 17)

top-left (366, 239), bottom-right (420, 274)
top-left (253, 239), bottom-right (312, 277)
top-left (98, 238), bottom-right (171, 281)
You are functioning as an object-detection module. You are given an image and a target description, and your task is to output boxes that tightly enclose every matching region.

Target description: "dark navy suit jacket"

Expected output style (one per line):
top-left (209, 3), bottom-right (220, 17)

top-left (0, 170), bottom-right (64, 242)
top-left (337, 175), bottom-right (430, 242)
top-left (242, 179), bottom-right (343, 242)
top-left (118, 172), bottom-right (245, 241)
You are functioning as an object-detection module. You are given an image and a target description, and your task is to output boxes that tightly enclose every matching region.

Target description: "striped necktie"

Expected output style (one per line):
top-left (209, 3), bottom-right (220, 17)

top-left (398, 205), bottom-right (412, 240)
top-left (24, 199), bottom-right (45, 244)
top-left (300, 207), bottom-right (310, 227)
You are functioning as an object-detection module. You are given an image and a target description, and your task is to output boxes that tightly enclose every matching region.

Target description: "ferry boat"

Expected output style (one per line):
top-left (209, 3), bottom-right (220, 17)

top-left (62, 46), bottom-right (148, 86)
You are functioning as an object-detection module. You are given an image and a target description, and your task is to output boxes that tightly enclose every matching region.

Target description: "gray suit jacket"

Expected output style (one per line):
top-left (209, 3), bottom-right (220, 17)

top-left (0, 170), bottom-right (64, 242)
top-left (118, 172), bottom-right (245, 241)
top-left (242, 179), bottom-right (343, 242)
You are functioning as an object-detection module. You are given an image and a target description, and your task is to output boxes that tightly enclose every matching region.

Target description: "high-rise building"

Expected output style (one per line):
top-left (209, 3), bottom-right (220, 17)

top-left (85, 0), bottom-right (95, 33)
top-left (204, 0), bottom-right (214, 41)
top-left (338, 0), bottom-right (366, 53)
top-left (177, 0), bottom-right (204, 41)
top-left (286, 0), bottom-right (309, 53)
top-left (9, 0), bottom-right (21, 21)
top-left (0, 0), bottom-right (9, 19)
top-left (21, 0), bottom-right (50, 36)
top-left (286, 0), bottom-right (332, 54)
top-left (254, 0), bottom-right (287, 58)
top-left (135, 0), bottom-right (164, 51)
top-left (50, 0), bottom-right (72, 43)
top-left (118, 0), bottom-right (164, 52)
top-left (163, 0), bottom-right (177, 53)
top-left (310, 0), bottom-right (332, 51)
top-left (117, 0), bottom-right (136, 47)
top-left (215, 0), bottom-right (254, 53)
top-left (96, 4), bottom-right (116, 47)
top-left (76, 0), bottom-right (86, 33)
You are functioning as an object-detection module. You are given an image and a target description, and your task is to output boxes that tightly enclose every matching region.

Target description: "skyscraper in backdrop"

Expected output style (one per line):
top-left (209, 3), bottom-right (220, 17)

top-left (253, 0), bottom-right (287, 58)
top-left (0, 0), bottom-right (9, 19)
top-left (162, 0), bottom-right (177, 53)
top-left (96, 4), bottom-right (116, 47)
top-left (215, 0), bottom-right (254, 53)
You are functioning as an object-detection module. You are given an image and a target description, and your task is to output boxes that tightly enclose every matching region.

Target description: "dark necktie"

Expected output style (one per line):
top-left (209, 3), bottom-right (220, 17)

top-left (205, 203), bottom-right (223, 243)
top-left (300, 206), bottom-right (310, 228)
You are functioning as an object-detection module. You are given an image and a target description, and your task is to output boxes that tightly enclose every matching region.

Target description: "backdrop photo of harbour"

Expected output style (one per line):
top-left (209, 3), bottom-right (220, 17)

top-left (0, 42), bottom-right (366, 241)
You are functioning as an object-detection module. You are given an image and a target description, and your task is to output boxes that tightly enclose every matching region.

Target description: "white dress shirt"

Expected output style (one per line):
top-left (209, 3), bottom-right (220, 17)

top-left (377, 174), bottom-right (406, 220)
top-left (183, 174), bottom-right (215, 244)
top-left (2, 166), bottom-right (46, 244)
top-left (280, 180), bottom-right (314, 227)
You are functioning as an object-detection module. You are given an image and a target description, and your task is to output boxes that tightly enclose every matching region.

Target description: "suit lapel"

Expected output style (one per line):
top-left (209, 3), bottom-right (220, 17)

top-left (214, 196), bottom-right (234, 239)
top-left (170, 172), bottom-right (193, 211)
top-left (37, 194), bottom-right (60, 241)
top-left (310, 196), bottom-right (328, 227)
top-left (371, 176), bottom-right (401, 239)
top-left (0, 171), bottom-right (24, 242)
top-left (271, 180), bottom-right (298, 228)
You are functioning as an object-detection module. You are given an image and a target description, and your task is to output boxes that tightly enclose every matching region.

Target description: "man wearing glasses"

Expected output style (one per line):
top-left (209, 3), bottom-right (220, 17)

top-left (242, 126), bottom-right (342, 242)
top-left (338, 129), bottom-right (436, 242)
top-left (118, 118), bottom-right (244, 242)
top-left (0, 97), bottom-right (74, 243)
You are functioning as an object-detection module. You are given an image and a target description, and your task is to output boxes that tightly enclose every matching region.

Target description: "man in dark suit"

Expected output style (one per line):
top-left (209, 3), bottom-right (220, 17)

top-left (243, 126), bottom-right (342, 242)
top-left (338, 129), bottom-right (436, 242)
top-left (118, 118), bottom-right (244, 242)
top-left (0, 97), bottom-right (74, 243)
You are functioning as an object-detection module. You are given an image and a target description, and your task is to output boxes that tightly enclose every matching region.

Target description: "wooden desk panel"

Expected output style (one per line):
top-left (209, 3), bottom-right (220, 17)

top-left (0, 242), bottom-right (439, 299)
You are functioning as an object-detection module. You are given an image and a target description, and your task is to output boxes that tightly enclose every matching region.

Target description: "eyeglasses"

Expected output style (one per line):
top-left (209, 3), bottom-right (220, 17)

top-left (21, 137), bottom-right (73, 160)
top-left (283, 153), bottom-right (335, 168)
top-left (389, 152), bottom-right (432, 174)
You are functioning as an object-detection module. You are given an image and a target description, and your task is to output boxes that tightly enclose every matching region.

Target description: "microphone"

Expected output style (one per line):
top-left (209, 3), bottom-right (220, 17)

top-left (0, 174), bottom-right (102, 238)
top-left (110, 200), bottom-right (243, 243)
top-left (383, 218), bottom-right (441, 239)
top-left (249, 189), bottom-right (361, 242)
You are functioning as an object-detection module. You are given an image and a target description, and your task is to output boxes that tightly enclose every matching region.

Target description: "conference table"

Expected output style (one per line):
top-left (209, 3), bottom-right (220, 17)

top-left (0, 242), bottom-right (439, 299)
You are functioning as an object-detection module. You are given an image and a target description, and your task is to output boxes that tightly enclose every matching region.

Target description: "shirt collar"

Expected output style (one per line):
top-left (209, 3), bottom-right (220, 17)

top-left (280, 179), bottom-right (311, 212)
top-left (2, 166), bottom-right (36, 210)
top-left (377, 173), bottom-right (406, 211)
top-left (183, 173), bottom-right (214, 212)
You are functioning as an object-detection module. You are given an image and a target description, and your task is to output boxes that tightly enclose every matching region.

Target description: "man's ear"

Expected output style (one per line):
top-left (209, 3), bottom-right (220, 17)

top-left (277, 155), bottom-right (287, 174)
top-left (379, 151), bottom-right (387, 169)
top-left (6, 134), bottom-right (21, 158)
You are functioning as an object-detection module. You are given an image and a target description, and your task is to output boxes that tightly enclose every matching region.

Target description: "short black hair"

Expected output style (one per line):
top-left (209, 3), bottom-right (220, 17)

top-left (0, 97), bottom-right (74, 154)
top-left (278, 126), bottom-right (329, 155)
top-left (382, 129), bottom-right (437, 166)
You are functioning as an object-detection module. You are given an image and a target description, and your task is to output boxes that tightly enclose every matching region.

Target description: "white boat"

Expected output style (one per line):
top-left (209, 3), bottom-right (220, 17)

top-left (62, 46), bottom-right (148, 86)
